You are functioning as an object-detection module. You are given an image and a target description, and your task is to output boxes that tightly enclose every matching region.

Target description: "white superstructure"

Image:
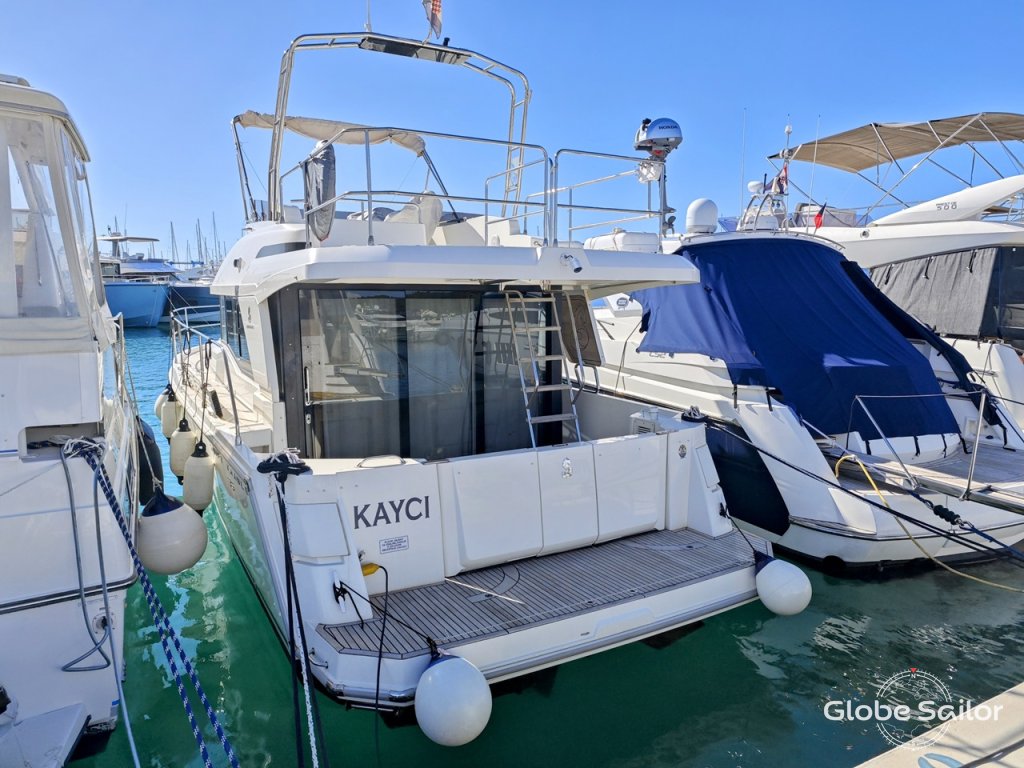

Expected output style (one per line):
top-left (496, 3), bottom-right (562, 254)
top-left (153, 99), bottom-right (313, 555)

top-left (0, 76), bottom-right (139, 765)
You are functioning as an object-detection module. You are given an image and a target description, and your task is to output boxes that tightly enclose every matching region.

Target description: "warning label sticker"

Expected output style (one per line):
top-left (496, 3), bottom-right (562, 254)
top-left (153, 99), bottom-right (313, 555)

top-left (378, 535), bottom-right (410, 555)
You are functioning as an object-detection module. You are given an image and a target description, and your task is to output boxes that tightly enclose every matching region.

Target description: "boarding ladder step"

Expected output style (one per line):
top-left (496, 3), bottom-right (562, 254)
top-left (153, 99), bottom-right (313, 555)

top-left (501, 289), bottom-right (583, 448)
top-left (520, 353), bottom-right (564, 363)
top-left (533, 383), bottom-right (573, 393)
top-left (519, 323), bottom-right (562, 332)
top-left (529, 413), bottom-right (580, 425)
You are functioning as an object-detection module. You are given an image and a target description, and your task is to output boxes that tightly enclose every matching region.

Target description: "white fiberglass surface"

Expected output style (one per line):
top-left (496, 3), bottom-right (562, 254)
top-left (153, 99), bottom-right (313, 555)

top-left (0, 113), bottom-right (80, 318)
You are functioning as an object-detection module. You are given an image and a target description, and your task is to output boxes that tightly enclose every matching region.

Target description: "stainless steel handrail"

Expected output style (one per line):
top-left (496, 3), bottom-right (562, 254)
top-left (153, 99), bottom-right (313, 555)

top-left (849, 389), bottom-right (999, 497)
top-left (550, 148), bottom-right (667, 245)
top-left (962, 390), bottom-right (988, 501)
top-left (282, 125), bottom-right (549, 245)
top-left (852, 396), bottom-right (919, 489)
top-left (169, 305), bottom-right (243, 445)
top-left (264, 33), bottom-right (531, 221)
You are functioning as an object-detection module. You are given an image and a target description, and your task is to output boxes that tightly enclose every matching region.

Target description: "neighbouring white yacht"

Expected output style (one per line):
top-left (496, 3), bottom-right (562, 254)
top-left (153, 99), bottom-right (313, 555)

top-left (159, 31), bottom-right (809, 747)
top-left (0, 75), bottom-right (139, 764)
top-left (591, 196), bottom-right (1024, 572)
top-left (763, 113), bottom-right (1024, 425)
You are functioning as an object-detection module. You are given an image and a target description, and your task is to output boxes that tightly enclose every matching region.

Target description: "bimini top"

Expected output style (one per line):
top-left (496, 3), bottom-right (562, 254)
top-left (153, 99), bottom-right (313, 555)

top-left (772, 113), bottom-right (1024, 173)
top-left (631, 237), bottom-right (961, 440)
top-left (234, 110), bottom-right (426, 156)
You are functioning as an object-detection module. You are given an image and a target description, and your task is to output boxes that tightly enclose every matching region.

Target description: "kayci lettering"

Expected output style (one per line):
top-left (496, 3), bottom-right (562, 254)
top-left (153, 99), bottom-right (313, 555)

top-left (354, 496), bottom-right (430, 528)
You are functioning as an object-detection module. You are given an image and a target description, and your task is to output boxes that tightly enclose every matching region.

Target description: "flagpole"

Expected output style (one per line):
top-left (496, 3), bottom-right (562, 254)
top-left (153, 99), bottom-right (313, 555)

top-left (808, 114), bottom-right (821, 207)
top-left (782, 118), bottom-right (792, 225)
top-left (738, 108), bottom-right (746, 216)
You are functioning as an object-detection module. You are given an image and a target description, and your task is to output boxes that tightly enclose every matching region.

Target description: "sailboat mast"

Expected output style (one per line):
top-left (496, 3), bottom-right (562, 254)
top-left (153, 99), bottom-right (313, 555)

top-left (195, 219), bottom-right (204, 265)
top-left (211, 212), bottom-right (219, 263)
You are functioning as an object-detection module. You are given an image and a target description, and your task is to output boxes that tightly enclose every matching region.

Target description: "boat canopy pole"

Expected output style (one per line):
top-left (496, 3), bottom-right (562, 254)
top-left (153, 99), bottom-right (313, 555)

top-left (266, 32), bottom-right (531, 222)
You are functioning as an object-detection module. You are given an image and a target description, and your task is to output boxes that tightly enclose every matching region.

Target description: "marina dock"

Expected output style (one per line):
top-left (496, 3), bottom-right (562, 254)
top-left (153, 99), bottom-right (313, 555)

top-left (859, 682), bottom-right (1024, 767)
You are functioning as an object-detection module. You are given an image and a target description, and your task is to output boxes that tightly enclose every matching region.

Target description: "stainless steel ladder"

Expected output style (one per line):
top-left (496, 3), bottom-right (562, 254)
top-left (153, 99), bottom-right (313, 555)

top-left (502, 290), bottom-right (582, 448)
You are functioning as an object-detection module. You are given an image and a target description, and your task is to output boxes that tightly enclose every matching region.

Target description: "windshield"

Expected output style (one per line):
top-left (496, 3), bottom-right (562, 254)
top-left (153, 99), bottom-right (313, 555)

top-left (0, 112), bottom-right (80, 318)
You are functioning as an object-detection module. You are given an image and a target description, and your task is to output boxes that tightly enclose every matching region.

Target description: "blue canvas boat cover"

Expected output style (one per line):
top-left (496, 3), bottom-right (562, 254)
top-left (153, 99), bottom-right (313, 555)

top-left (633, 237), bottom-right (959, 440)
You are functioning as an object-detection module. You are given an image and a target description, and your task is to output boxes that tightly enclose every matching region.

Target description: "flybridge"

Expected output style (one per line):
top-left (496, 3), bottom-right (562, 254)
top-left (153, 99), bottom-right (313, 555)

top-left (231, 32), bottom-right (680, 249)
top-left (260, 32), bottom-right (531, 223)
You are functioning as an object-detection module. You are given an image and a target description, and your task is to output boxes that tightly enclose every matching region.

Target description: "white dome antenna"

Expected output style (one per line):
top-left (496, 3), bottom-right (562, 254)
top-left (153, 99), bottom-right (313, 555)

top-left (686, 198), bottom-right (719, 234)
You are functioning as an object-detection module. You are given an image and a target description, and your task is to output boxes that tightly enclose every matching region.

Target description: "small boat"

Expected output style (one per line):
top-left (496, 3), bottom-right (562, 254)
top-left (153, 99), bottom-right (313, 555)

top-left (159, 31), bottom-right (809, 747)
top-left (591, 196), bottom-right (1024, 572)
top-left (764, 114), bottom-right (1024, 426)
top-left (0, 74), bottom-right (140, 764)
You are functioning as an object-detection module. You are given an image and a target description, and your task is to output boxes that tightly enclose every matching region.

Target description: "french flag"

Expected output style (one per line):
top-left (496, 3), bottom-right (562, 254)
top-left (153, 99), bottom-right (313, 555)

top-left (814, 203), bottom-right (827, 230)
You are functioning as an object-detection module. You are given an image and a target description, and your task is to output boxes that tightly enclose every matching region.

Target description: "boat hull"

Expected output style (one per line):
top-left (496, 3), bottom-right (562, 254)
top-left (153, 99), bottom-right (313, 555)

top-left (0, 445), bottom-right (136, 756)
top-left (181, 374), bottom-right (765, 710)
top-left (164, 282), bottom-right (217, 325)
top-left (104, 281), bottom-right (169, 327)
top-left (209, 452), bottom-right (762, 707)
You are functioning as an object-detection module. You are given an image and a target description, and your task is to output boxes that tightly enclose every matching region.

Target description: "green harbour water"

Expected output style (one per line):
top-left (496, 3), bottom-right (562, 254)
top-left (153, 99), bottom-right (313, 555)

top-left (76, 328), bottom-right (1024, 768)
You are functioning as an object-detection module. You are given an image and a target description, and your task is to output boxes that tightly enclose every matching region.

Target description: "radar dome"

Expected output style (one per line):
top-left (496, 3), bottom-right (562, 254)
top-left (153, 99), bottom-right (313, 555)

top-left (686, 198), bottom-right (719, 234)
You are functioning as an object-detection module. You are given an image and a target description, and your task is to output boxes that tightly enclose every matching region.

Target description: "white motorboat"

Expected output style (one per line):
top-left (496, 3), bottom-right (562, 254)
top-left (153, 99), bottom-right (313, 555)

top-left (762, 114), bottom-right (1024, 425)
top-left (590, 196), bottom-right (1024, 572)
top-left (159, 31), bottom-right (810, 747)
top-left (0, 75), bottom-right (140, 765)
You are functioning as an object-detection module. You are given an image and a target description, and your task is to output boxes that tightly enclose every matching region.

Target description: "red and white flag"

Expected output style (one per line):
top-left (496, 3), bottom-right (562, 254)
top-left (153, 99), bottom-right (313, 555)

top-left (423, 0), bottom-right (442, 39)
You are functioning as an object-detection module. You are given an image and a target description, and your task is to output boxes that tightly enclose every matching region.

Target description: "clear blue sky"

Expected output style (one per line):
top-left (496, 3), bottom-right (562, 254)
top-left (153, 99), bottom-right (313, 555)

top-left (3, 1), bottom-right (1021, 258)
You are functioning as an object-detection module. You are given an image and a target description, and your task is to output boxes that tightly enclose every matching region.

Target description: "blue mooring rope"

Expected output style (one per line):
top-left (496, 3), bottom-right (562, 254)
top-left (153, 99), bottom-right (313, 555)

top-left (960, 521), bottom-right (1024, 562)
top-left (76, 441), bottom-right (240, 768)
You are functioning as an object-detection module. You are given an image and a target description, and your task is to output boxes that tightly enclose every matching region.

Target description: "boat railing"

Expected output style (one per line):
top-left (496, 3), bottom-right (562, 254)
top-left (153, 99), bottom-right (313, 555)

top-left (483, 155), bottom-right (551, 238)
top-left (280, 125), bottom-right (549, 247)
top-left (548, 148), bottom-right (669, 245)
top-left (110, 313), bottom-right (133, 414)
top-left (169, 304), bottom-right (243, 446)
top-left (272, 123), bottom-right (671, 249)
top-left (981, 192), bottom-right (1024, 223)
top-left (847, 390), bottom-right (1013, 498)
top-left (265, 32), bottom-right (532, 219)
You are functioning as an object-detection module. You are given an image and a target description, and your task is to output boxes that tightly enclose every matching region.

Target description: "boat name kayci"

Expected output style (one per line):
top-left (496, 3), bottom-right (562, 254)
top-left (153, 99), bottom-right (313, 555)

top-left (354, 497), bottom-right (431, 529)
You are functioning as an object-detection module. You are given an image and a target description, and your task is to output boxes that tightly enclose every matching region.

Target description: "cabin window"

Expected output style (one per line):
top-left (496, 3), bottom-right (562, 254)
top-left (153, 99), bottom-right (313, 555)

top-left (0, 114), bottom-right (80, 318)
top-left (283, 286), bottom-right (560, 460)
top-left (999, 246), bottom-right (1024, 344)
top-left (221, 296), bottom-right (250, 360)
top-left (59, 129), bottom-right (103, 308)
